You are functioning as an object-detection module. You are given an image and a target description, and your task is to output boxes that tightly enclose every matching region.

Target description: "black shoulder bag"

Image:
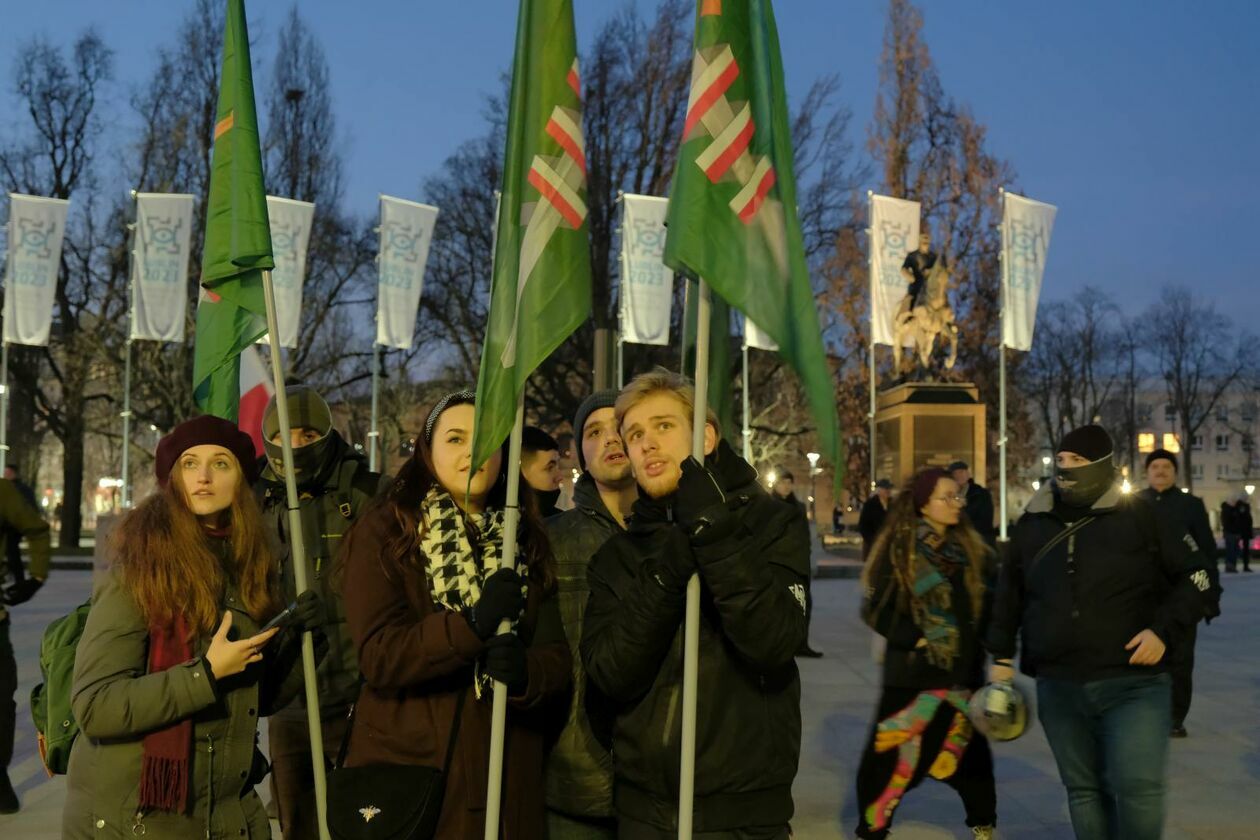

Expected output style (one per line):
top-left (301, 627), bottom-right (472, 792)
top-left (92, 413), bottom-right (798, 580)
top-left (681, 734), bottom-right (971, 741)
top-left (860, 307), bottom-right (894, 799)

top-left (326, 685), bottom-right (468, 840)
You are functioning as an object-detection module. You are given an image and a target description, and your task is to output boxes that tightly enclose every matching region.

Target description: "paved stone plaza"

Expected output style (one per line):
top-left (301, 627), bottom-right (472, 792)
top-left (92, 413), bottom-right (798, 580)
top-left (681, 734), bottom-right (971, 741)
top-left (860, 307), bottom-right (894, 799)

top-left (4, 564), bottom-right (1258, 839)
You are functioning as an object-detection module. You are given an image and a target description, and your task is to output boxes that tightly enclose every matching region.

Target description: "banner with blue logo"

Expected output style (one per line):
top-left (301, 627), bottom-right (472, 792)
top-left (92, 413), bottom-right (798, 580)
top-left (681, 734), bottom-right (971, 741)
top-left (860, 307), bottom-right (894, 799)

top-left (618, 193), bottom-right (673, 346)
top-left (1001, 191), bottom-right (1057, 351)
top-left (870, 194), bottom-right (920, 347)
top-left (376, 195), bottom-right (438, 350)
top-left (131, 192), bottom-right (195, 342)
top-left (258, 196), bottom-right (314, 348)
top-left (3, 193), bottom-right (69, 346)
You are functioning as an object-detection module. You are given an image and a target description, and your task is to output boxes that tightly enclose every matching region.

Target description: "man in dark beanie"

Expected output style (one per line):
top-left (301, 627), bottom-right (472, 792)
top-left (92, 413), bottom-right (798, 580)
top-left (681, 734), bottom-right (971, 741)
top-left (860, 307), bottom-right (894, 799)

top-left (948, 460), bottom-right (995, 545)
top-left (986, 424), bottom-right (1214, 840)
top-left (544, 389), bottom-right (632, 838)
top-left (254, 386), bottom-right (382, 840)
top-left (1138, 448), bottom-right (1221, 738)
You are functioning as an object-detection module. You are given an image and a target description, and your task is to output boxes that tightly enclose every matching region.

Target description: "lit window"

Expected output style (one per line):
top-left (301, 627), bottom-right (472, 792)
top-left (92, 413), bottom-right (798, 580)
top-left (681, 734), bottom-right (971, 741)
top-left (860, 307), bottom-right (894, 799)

top-left (1162, 433), bottom-right (1181, 453)
top-left (1137, 433), bottom-right (1156, 453)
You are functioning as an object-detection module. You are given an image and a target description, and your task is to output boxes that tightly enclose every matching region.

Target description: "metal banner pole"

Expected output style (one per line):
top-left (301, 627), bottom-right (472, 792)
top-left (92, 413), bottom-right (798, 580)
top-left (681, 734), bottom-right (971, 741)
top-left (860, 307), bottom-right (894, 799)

top-left (121, 190), bottom-right (138, 509)
top-left (261, 268), bottom-right (330, 840)
top-left (867, 190), bottom-right (877, 492)
top-left (742, 336), bottom-right (752, 462)
top-left (368, 343), bottom-right (381, 472)
top-left (0, 342), bottom-right (8, 472)
top-left (998, 187), bottom-right (1009, 542)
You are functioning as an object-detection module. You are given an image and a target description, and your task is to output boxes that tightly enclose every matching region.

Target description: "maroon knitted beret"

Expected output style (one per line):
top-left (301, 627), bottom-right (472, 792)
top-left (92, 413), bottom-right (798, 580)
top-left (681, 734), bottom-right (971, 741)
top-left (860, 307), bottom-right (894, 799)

top-left (912, 467), bottom-right (950, 511)
top-left (155, 415), bottom-right (259, 487)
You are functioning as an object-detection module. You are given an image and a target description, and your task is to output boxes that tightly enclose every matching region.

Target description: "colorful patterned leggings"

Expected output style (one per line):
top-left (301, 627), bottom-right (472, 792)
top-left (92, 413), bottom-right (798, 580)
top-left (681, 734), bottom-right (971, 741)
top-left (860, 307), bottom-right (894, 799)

top-left (854, 686), bottom-right (997, 839)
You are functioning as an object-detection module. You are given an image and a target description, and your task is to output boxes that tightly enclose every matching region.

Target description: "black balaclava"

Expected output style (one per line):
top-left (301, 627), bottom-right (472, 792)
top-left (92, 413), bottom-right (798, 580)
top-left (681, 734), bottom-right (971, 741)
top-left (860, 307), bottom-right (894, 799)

top-left (1054, 424), bottom-right (1116, 508)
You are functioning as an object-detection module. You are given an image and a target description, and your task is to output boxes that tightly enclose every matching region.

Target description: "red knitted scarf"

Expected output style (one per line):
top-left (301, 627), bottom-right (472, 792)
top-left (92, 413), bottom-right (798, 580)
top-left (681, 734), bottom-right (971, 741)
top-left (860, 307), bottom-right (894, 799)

top-left (138, 612), bottom-right (194, 813)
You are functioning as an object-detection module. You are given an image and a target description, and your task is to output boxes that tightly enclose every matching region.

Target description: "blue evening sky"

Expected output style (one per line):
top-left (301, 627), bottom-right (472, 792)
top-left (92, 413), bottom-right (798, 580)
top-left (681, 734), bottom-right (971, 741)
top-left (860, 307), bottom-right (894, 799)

top-left (2, 1), bottom-right (1257, 324)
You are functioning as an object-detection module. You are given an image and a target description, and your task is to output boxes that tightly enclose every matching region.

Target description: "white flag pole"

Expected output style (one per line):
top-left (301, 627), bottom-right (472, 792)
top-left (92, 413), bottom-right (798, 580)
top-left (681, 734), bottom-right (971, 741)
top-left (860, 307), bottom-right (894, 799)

top-left (368, 343), bottom-right (381, 472)
top-left (741, 333), bottom-right (751, 462)
top-left (867, 190), bottom-right (876, 493)
top-left (678, 278), bottom-right (711, 840)
top-left (998, 187), bottom-right (1008, 542)
top-left (482, 189), bottom-right (514, 840)
top-left (616, 190), bottom-right (626, 388)
top-left (260, 267), bottom-right (331, 840)
top-left (0, 201), bottom-right (11, 469)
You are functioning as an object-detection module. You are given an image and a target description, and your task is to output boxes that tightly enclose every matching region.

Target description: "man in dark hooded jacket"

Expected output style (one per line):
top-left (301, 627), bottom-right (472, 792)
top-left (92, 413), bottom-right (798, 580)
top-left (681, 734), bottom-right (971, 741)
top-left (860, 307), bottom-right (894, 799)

top-left (545, 390), bottom-right (637, 838)
top-left (254, 386), bottom-right (382, 840)
top-left (582, 371), bottom-right (808, 839)
top-left (986, 425), bottom-right (1213, 840)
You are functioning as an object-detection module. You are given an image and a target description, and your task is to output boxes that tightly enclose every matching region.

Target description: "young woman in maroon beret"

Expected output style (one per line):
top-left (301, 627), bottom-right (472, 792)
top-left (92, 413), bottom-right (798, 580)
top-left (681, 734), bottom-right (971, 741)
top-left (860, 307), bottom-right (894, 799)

top-left (63, 415), bottom-right (320, 839)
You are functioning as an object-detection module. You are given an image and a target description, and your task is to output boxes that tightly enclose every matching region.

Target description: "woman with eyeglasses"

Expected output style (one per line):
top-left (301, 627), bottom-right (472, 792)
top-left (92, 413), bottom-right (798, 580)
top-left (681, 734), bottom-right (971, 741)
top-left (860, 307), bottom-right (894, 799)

top-left (854, 468), bottom-right (998, 840)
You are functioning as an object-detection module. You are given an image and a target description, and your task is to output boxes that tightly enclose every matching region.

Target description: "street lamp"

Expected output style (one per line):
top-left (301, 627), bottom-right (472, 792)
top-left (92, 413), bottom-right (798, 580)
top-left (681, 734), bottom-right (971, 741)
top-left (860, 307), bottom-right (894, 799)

top-left (766, 470), bottom-right (777, 490)
top-left (1247, 484), bottom-right (1256, 498)
top-left (806, 452), bottom-right (820, 523)
top-left (1031, 480), bottom-right (1040, 491)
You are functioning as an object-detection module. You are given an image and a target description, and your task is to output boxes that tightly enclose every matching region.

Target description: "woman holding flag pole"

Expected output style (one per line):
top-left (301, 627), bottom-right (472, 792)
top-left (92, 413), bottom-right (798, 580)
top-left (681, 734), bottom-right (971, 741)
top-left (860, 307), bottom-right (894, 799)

top-left (337, 391), bottom-right (570, 838)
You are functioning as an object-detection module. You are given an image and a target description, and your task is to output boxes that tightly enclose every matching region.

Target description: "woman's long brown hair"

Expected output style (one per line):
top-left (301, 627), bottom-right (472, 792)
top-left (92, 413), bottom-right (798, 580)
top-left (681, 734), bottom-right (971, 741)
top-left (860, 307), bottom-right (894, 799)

top-left (348, 396), bottom-right (554, 591)
top-left (861, 474), bottom-right (992, 617)
top-left (110, 461), bottom-right (280, 639)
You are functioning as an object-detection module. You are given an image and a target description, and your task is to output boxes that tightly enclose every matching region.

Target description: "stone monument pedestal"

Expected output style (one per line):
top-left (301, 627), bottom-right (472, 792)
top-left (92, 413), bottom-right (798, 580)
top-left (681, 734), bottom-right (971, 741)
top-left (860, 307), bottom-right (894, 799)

top-left (873, 382), bottom-right (986, 487)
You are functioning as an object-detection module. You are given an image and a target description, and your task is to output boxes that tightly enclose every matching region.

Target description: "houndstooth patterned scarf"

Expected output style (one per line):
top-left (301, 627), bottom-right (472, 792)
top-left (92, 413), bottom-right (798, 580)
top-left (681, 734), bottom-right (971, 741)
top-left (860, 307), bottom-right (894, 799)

top-left (419, 486), bottom-right (516, 611)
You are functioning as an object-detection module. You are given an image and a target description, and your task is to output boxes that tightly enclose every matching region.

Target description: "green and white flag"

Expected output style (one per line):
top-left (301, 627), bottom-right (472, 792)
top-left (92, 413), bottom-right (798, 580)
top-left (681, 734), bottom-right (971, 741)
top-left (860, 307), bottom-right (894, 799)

top-left (664, 0), bottom-right (840, 473)
top-left (193, 0), bottom-right (272, 422)
top-left (471, 0), bottom-right (592, 472)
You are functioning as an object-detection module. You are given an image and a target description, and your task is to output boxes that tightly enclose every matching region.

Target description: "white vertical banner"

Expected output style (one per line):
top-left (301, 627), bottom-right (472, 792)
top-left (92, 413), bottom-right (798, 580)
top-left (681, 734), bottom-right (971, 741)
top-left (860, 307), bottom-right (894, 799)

top-left (744, 313), bottom-right (778, 351)
top-left (619, 193), bottom-right (674, 346)
top-left (869, 194), bottom-right (920, 347)
top-left (376, 195), bottom-right (438, 350)
top-left (131, 192), bottom-right (194, 342)
top-left (258, 196), bottom-right (315, 349)
top-left (3, 194), bottom-right (69, 346)
top-left (1002, 192), bottom-right (1057, 351)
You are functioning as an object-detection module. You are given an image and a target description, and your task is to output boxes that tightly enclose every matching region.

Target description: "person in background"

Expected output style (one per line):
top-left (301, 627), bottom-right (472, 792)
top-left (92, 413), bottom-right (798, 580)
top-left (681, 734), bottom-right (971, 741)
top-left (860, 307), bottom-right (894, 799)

top-left (1220, 496), bottom-right (1248, 573)
top-left (1, 465), bottom-right (39, 591)
top-left (1138, 448), bottom-right (1222, 738)
top-left (254, 385), bottom-right (382, 839)
top-left (833, 502), bottom-right (845, 535)
top-left (0, 472), bottom-right (52, 814)
top-left (1238, 494), bottom-right (1254, 573)
top-left (948, 461), bottom-right (995, 545)
top-left (545, 390), bottom-right (634, 839)
top-left (522, 425), bottom-right (564, 517)
top-left (860, 480), bottom-right (895, 560)
top-left (856, 468), bottom-right (997, 840)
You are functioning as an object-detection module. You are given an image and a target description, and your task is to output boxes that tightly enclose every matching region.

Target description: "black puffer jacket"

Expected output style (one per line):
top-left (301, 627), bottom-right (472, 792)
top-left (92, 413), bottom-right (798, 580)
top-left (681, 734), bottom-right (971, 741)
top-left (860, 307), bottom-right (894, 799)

top-left (986, 484), bottom-right (1212, 681)
top-left (581, 441), bottom-right (808, 833)
top-left (544, 473), bottom-right (620, 820)
top-left (1138, 485), bottom-right (1221, 631)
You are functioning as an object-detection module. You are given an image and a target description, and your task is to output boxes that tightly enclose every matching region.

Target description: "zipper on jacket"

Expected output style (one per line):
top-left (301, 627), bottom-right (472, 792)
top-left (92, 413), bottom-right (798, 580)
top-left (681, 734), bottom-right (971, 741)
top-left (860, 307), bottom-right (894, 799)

top-left (1067, 533), bottom-right (1080, 619)
top-left (205, 734), bottom-right (215, 840)
top-left (130, 810), bottom-right (147, 836)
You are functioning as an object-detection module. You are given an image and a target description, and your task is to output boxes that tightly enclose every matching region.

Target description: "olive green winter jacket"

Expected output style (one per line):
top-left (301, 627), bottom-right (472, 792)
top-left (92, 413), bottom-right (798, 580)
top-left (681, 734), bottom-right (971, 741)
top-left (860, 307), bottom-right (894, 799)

top-left (63, 543), bottom-right (306, 839)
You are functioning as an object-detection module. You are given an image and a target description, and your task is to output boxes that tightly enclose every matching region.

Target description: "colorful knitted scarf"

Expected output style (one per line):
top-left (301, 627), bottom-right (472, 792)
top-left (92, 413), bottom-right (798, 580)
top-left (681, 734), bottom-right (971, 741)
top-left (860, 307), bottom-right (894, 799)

top-left (908, 521), bottom-right (970, 671)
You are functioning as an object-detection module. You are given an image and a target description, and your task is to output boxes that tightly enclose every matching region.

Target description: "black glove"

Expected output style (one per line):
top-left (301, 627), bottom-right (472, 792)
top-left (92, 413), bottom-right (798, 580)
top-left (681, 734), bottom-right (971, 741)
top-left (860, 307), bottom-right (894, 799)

top-left (465, 568), bottom-right (525, 640)
top-left (481, 633), bottom-right (528, 695)
top-left (3, 577), bottom-right (43, 606)
top-left (672, 458), bottom-right (728, 538)
top-left (291, 590), bottom-right (324, 632)
top-left (642, 539), bottom-right (697, 592)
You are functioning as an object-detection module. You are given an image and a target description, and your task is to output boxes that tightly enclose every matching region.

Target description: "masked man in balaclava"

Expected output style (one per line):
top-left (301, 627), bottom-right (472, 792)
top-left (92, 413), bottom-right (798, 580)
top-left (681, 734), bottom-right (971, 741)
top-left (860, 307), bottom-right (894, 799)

top-left (255, 386), bottom-right (383, 840)
top-left (985, 424), bottom-right (1214, 840)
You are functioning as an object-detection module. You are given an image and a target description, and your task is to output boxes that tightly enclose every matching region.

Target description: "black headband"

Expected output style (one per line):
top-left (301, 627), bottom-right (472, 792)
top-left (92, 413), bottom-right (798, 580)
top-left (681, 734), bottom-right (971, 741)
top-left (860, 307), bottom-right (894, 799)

top-left (423, 390), bottom-right (476, 444)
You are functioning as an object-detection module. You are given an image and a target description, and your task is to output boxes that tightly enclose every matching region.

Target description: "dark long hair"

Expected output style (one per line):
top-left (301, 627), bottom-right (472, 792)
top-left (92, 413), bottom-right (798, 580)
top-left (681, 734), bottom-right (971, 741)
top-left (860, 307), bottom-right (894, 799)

top-left (111, 457), bottom-right (280, 638)
top-left (356, 394), bottom-right (554, 590)
top-left (861, 470), bottom-right (990, 617)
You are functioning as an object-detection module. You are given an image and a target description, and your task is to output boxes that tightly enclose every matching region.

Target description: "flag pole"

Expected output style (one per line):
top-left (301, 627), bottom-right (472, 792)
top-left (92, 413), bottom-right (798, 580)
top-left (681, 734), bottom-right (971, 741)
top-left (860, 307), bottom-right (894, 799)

top-left (867, 190), bottom-right (876, 494)
top-left (616, 191), bottom-right (627, 389)
top-left (368, 342), bottom-right (381, 471)
top-left (679, 278), bottom-right (711, 840)
top-left (0, 202), bottom-right (11, 471)
top-left (998, 187), bottom-right (1008, 542)
top-left (261, 267), bottom-right (331, 840)
top-left (484, 397), bottom-right (523, 840)
top-left (121, 190), bottom-right (138, 509)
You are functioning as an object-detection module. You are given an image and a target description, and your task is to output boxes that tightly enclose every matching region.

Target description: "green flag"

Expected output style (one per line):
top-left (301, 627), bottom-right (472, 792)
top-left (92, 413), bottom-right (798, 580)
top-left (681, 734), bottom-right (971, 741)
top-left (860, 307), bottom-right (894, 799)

top-left (471, 0), bottom-right (592, 472)
top-left (193, 0), bottom-right (272, 422)
top-left (664, 0), bottom-right (841, 474)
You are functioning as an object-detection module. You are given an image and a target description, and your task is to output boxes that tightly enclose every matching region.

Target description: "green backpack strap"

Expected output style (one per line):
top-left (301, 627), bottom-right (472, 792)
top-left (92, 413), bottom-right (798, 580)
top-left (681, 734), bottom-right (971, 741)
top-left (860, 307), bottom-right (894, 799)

top-left (334, 461), bottom-right (382, 521)
top-left (31, 599), bottom-right (92, 775)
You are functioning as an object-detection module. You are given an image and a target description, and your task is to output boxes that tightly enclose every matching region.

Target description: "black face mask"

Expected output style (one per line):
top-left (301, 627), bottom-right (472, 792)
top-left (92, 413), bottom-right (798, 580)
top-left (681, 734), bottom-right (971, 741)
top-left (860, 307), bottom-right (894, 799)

top-left (1054, 454), bottom-right (1116, 508)
top-left (264, 432), bottom-right (333, 488)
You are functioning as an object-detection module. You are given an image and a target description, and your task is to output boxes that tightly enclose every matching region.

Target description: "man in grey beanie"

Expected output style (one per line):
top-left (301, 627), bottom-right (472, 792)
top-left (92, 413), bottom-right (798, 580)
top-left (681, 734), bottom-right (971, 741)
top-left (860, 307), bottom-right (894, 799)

top-left (544, 389), bottom-right (634, 838)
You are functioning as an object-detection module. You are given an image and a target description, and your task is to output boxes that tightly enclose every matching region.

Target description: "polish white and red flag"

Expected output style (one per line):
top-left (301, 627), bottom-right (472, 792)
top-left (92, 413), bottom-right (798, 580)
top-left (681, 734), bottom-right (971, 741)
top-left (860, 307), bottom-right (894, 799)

top-left (238, 345), bottom-right (273, 457)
